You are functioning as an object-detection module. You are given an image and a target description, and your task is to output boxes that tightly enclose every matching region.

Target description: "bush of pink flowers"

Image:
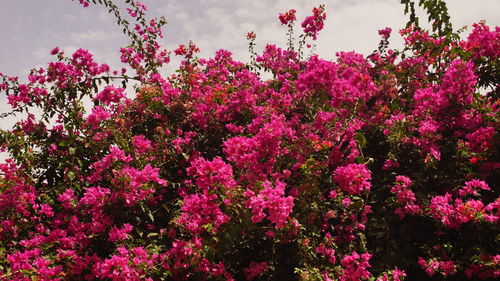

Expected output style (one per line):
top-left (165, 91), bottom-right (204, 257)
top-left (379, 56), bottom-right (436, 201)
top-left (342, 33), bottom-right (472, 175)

top-left (0, 0), bottom-right (498, 280)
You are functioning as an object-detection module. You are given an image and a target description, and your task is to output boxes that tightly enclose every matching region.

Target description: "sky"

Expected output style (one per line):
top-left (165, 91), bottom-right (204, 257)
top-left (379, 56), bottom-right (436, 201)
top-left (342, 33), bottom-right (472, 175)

top-left (0, 0), bottom-right (499, 130)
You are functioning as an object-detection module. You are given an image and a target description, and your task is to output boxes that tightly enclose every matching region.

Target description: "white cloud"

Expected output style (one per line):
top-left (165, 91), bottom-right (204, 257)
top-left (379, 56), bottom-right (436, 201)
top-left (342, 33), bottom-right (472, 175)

top-left (63, 13), bottom-right (79, 21)
top-left (32, 46), bottom-right (51, 61)
top-left (70, 29), bottom-right (118, 43)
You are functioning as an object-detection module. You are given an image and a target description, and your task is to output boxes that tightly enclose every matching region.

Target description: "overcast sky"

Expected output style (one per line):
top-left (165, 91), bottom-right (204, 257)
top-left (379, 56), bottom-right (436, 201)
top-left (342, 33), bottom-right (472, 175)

top-left (0, 0), bottom-right (499, 129)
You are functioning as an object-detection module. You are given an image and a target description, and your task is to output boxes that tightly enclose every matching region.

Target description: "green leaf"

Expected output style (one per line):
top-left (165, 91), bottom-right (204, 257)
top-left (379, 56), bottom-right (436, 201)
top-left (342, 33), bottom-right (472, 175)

top-left (147, 232), bottom-right (158, 238)
top-left (148, 211), bottom-right (154, 222)
top-left (355, 132), bottom-right (367, 149)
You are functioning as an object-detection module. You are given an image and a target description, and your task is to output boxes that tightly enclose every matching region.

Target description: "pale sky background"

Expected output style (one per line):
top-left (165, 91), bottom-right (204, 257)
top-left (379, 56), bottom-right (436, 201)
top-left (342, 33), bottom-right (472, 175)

top-left (0, 0), bottom-right (499, 131)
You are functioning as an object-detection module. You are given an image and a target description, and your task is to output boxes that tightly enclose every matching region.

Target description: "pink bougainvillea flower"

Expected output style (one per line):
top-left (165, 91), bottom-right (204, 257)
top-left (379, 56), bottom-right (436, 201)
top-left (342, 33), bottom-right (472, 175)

top-left (279, 9), bottom-right (297, 25)
top-left (333, 164), bottom-right (372, 195)
top-left (301, 5), bottom-right (326, 40)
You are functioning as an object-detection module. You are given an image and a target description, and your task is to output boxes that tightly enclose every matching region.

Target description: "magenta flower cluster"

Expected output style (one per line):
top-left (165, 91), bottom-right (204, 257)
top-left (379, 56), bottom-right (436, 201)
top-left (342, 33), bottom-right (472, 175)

top-left (0, 1), bottom-right (498, 280)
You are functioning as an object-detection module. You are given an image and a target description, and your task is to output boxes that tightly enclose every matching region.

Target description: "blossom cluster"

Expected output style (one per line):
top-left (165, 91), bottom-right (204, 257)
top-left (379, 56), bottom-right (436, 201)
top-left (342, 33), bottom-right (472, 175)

top-left (0, 1), bottom-right (498, 280)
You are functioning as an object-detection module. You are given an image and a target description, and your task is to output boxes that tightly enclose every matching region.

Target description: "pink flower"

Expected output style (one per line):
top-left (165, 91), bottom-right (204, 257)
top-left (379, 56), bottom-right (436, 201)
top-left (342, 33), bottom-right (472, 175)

top-left (187, 157), bottom-right (236, 191)
top-left (58, 189), bottom-right (74, 203)
top-left (50, 47), bottom-right (60, 55)
top-left (465, 127), bottom-right (495, 153)
top-left (334, 164), bottom-right (372, 195)
top-left (418, 118), bottom-right (439, 136)
top-left (132, 135), bottom-right (152, 155)
top-left (178, 193), bottom-right (230, 234)
top-left (75, 0), bottom-right (90, 7)
top-left (428, 193), bottom-right (459, 228)
top-left (391, 175), bottom-right (421, 218)
top-left (86, 106), bottom-right (111, 129)
top-left (244, 261), bottom-right (268, 280)
top-left (378, 27), bottom-right (392, 38)
top-left (108, 224), bottom-right (134, 242)
top-left (244, 180), bottom-right (294, 229)
top-left (342, 197), bottom-right (352, 207)
top-left (96, 246), bottom-right (150, 281)
top-left (459, 179), bottom-right (491, 197)
top-left (110, 164), bottom-right (166, 206)
top-left (246, 31), bottom-right (256, 40)
top-left (95, 85), bottom-right (126, 106)
top-left (439, 261), bottom-right (457, 276)
top-left (340, 251), bottom-right (372, 281)
top-left (39, 203), bottom-right (54, 217)
top-left (316, 243), bottom-right (336, 264)
top-left (462, 22), bottom-right (500, 59)
top-left (279, 9), bottom-right (296, 25)
top-left (80, 186), bottom-right (111, 207)
top-left (174, 44), bottom-right (187, 56)
top-left (301, 6), bottom-right (327, 40)
top-left (382, 159), bottom-right (400, 170)
top-left (418, 257), bottom-right (438, 276)
top-left (392, 267), bottom-right (406, 281)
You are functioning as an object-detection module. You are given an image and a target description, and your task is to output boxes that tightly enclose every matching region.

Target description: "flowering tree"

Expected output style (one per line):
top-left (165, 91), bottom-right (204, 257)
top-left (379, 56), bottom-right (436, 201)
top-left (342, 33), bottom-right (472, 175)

top-left (0, 0), bottom-right (498, 280)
